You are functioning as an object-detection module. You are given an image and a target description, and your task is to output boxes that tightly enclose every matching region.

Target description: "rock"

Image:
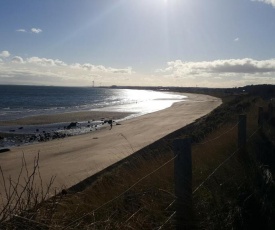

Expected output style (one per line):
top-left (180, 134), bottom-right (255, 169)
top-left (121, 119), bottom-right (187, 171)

top-left (18, 127), bottom-right (23, 130)
top-left (0, 148), bottom-right (10, 153)
top-left (29, 136), bottom-right (35, 141)
top-left (67, 122), bottom-right (78, 129)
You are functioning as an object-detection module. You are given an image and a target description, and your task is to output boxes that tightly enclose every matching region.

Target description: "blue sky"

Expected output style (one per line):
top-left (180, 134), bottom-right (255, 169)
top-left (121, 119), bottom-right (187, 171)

top-left (0, 0), bottom-right (275, 87)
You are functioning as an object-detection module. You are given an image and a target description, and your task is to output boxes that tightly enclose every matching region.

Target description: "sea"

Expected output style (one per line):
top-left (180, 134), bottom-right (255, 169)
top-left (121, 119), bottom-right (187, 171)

top-left (0, 85), bottom-right (186, 121)
top-left (0, 85), bottom-right (186, 147)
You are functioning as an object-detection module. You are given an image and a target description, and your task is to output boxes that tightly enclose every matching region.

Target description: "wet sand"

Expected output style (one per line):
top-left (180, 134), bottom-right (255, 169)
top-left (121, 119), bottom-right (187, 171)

top-left (0, 111), bottom-right (133, 148)
top-left (0, 93), bottom-right (222, 204)
top-left (0, 111), bottom-right (132, 126)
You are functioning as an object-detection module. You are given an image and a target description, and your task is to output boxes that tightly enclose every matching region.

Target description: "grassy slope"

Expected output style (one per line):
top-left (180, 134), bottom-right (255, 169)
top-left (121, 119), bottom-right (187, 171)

top-left (2, 87), bottom-right (275, 229)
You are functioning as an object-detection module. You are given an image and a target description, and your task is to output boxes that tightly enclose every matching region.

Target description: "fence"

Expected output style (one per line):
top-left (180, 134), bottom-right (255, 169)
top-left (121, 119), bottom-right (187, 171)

top-left (1, 101), bottom-right (274, 229)
top-left (64, 103), bottom-right (274, 229)
top-left (172, 103), bottom-right (274, 229)
top-left (58, 101), bottom-right (275, 230)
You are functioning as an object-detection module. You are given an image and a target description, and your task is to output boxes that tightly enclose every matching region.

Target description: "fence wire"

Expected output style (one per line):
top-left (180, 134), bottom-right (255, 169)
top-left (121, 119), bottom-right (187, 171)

top-left (156, 211), bottom-right (176, 230)
top-left (192, 124), bottom-right (262, 195)
top-left (63, 154), bottom-right (177, 229)
top-left (65, 114), bottom-right (265, 229)
top-left (154, 121), bottom-right (242, 229)
top-left (196, 121), bottom-right (239, 145)
top-left (5, 103), bottom-right (273, 229)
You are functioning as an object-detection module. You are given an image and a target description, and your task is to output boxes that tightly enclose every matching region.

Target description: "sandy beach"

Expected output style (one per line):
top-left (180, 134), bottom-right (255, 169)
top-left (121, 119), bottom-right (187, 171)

top-left (0, 93), bottom-right (221, 203)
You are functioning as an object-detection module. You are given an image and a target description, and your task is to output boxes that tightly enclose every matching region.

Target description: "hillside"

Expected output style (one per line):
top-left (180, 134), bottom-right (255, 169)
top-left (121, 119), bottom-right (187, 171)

top-left (1, 85), bottom-right (275, 229)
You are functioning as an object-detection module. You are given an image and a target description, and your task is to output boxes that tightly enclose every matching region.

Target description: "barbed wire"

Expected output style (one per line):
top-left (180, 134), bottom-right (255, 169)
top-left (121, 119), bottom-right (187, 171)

top-left (192, 124), bottom-right (262, 195)
top-left (63, 115), bottom-right (274, 228)
top-left (165, 200), bottom-right (175, 211)
top-left (65, 116), bottom-right (266, 228)
top-left (156, 211), bottom-right (176, 230)
top-left (196, 121), bottom-right (239, 145)
top-left (63, 154), bottom-right (177, 229)
top-left (154, 116), bottom-right (268, 229)
top-left (150, 116), bottom-right (268, 228)
top-left (155, 199), bottom-right (176, 230)
top-left (192, 148), bottom-right (239, 194)
top-left (247, 126), bottom-right (262, 141)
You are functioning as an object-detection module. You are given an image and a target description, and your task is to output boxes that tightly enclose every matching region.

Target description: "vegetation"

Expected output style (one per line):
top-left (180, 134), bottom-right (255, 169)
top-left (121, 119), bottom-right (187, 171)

top-left (1, 85), bottom-right (275, 229)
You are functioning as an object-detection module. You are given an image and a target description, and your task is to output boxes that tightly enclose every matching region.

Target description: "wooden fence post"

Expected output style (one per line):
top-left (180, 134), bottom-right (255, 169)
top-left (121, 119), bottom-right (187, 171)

top-left (238, 114), bottom-right (247, 150)
top-left (258, 107), bottom-right (264, 127)
top-left (173, 138), bottom-right (192, 230)
top-left (268, 103), bottom-right (274, 120)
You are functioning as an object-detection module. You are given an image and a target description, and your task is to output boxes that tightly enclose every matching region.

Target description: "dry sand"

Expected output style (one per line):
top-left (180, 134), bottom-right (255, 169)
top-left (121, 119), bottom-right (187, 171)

top-left (0, 93), bottom-right (221, 202)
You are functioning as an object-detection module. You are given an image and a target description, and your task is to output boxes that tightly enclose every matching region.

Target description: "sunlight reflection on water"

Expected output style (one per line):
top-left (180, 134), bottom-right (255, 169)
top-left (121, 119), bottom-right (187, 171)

top-left (91, 92), bottom-right (187, 120)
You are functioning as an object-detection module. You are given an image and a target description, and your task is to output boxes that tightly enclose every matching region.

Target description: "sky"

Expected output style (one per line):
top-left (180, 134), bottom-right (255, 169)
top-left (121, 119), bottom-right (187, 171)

top-left (0, 0), bottom-right (275, 88)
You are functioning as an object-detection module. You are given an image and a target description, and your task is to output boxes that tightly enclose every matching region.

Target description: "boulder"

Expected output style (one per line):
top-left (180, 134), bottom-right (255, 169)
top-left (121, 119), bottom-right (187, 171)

top-left (67, 122), bottom-right (78, 129)
top-left (0, 148), bottom-right (10, 153)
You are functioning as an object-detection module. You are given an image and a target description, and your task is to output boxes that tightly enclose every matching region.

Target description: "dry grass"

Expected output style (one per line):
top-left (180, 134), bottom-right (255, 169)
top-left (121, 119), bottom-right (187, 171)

top-left (1, 94), bottom-right (275, 229)
top-left (192, 97), bottom-right (275, 229)
top-left (37, 148), bottom-right (176, 229)
top-left (0, 153), bottom-right (58, 229)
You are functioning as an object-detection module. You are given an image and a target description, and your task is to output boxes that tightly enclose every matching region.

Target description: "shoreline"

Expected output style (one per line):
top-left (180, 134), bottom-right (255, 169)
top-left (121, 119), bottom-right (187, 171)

top-left (0, 110), bottom-right (133, 126)
top-left (0, 93), bottom-right (222, 205)
top-left (0, 111), bottom-right (134, 149)
top-left (0, 93), bottom-right (185, 148)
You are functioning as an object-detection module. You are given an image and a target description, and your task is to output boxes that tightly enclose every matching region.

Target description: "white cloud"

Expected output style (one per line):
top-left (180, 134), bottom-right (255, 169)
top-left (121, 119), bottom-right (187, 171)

top-left (210, 59), bottom-right (275, 74)
top-left (11, 56), bottom-right (24, 64)
top-left (16, 29), bottom-right (27, 32)
top-left (0, 55), bottom-right (135, 86)
top-left (110, 67), bottom-right (133, 74)
top-left (159, 58), bottom-right (275, 76)
top-left (0, 51), bottom-right (11, 58)
top-left (234, 37), bottom-right (239, 42)
top-left (253, 0), bottom-right (275, 7)
top-left (154, 58), bottom-right (275, 87)
top-left (31, 28), bottom-right (42, 34)
top-left (71, 63), bottom-right (132, 74)
top-left (26, 57), bottom-right (66, 66)
top-left (16, 28), bottom-right (43, 33)
top-left (1, 54), bottom-right (274, 87)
